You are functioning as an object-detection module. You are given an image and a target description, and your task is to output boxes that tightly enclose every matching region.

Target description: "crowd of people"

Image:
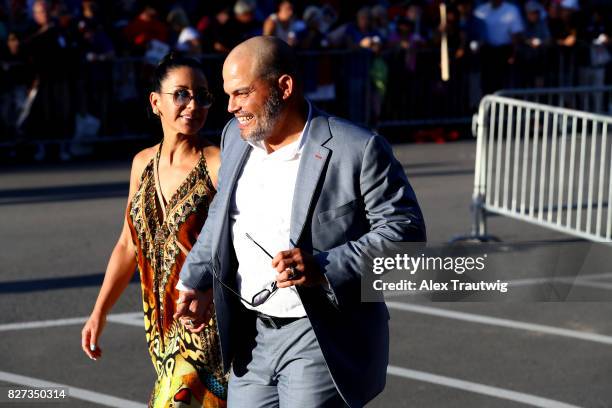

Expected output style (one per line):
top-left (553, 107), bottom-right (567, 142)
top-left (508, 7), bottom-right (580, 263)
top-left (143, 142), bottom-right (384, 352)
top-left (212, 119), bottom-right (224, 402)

top-left (0, 0), bottom-right (611, 159)
top-left (1, 0), bottom-right (610, 59)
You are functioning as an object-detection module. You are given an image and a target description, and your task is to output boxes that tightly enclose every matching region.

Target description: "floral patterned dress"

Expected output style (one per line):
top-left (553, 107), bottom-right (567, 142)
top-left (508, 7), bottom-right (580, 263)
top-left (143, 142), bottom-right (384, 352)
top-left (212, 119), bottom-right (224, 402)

top-left (127, 145), bottom-right (227, 407)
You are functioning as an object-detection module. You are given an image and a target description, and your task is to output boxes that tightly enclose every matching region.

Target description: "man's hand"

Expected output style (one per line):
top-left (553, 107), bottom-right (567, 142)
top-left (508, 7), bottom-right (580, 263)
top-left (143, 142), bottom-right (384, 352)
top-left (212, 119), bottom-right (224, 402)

top-left (173, 288), bottom-right (214, 333)
top-left (272, 248), bottom-right (326, 288)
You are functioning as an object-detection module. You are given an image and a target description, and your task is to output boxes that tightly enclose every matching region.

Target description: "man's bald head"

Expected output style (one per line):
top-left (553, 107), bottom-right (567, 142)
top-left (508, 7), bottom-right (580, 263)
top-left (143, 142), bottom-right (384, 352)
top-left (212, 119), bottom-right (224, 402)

top-left (226, 36), bottom-right (302, 87)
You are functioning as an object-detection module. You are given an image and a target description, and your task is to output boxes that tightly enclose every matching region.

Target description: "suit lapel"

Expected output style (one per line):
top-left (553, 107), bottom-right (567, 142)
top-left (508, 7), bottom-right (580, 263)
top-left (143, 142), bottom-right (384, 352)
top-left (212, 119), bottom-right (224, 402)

top-left (290, 112), bottom-right (332, 245)
top-left (216, 136), bottom-right (250, 282)
top-left (221, 141), bottom-right (251, 211)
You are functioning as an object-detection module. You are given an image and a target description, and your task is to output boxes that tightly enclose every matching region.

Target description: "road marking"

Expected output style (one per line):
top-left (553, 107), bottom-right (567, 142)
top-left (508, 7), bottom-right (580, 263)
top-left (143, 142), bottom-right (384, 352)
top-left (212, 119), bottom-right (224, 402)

top-left (508, 272), bottom-right (612, 289)
top-left (0, 312), bottom-right (142, 332)
top-left (387, 365), bottom-right (581, 408)
top-left (387, 301), bottom-right (612, 345)
top-left (0, 370), bottom-right (146, 408)
top-left (570, 280), bottom-right (612, 291)
top-left (384, 272), bottom-right (612, 298)
top-left (0, 317), bottom-right (87, 332)
top-left (107, 312), bottom-right (144, 327)
top-left (581, 273), bottom-right (612, 282)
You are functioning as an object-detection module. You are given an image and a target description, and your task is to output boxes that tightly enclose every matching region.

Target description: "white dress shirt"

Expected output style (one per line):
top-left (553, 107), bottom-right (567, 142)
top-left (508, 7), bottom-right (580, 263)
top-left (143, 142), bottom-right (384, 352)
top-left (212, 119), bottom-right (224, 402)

top-left (230, 104), bottom-right (312, 317)
top-left (177, 103), bottom-right (313, 318)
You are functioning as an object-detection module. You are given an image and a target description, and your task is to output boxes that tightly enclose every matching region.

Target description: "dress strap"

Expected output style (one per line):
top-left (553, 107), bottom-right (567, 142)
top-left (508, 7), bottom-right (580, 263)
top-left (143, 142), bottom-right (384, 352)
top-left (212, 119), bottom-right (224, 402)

top-left (199, 146), bottom-right (215, 192)
top-left (153, 143), bottom-right (168, 220)
top-left (175, 240), bottom-right (190, 257)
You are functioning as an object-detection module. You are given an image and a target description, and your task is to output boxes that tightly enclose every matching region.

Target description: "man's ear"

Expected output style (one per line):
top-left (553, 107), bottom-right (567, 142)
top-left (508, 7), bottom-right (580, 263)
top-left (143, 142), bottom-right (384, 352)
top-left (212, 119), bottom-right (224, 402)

top-left (277, 74), bottom-right (294, 100)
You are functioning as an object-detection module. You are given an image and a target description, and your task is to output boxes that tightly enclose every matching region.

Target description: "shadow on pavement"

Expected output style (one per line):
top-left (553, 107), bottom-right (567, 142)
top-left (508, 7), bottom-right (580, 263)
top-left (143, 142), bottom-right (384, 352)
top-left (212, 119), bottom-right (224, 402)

top-left (0, 182), bottom-right (128, 206)
top-left (0, 271), bottom-right (138, 293)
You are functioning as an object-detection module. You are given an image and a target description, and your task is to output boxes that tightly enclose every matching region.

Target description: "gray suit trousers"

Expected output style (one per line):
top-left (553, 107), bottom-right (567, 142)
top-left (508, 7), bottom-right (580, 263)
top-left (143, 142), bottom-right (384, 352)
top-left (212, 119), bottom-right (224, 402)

top-left (228, 316), bottom-right (347, 408)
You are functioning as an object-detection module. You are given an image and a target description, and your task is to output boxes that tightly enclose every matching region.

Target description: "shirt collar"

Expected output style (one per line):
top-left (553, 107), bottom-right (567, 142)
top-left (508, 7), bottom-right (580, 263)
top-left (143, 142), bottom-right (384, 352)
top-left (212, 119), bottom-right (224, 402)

top-left (247, 100), bottom-right (313, 160)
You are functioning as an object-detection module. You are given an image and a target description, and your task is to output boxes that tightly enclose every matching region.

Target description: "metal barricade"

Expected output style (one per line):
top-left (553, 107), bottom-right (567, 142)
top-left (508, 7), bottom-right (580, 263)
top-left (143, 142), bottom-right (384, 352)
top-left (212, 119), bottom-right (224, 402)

top-left (464, 95), bottom-right (612, 243)
top-left (496, 86), bottom-right (612, 116)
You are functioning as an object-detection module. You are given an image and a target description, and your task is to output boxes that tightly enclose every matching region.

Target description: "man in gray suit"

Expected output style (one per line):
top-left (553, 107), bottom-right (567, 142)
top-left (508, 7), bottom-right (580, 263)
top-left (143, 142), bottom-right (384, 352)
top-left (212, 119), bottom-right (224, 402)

top-left (175, 36), bottom-right (426, 407)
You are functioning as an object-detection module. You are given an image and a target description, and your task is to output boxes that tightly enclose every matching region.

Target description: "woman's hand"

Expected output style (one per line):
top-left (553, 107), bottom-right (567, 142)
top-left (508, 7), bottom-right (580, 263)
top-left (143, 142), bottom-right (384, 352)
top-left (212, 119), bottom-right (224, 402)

top-left (81, 312), bottom-right (107, 360)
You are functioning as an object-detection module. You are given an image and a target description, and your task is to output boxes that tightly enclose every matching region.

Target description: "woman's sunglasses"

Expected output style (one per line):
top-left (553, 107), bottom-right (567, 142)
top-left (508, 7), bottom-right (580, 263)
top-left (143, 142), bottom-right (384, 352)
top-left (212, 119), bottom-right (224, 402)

top-left (161, 89), bottom-right (214, 108)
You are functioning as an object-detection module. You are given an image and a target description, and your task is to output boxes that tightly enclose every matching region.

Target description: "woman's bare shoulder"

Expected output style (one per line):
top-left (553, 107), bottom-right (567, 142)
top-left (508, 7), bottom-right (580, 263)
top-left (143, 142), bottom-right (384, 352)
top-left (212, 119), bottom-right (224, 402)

top-left (202, 143), bottom-right (220, 159)
top-left (201, 141), bottom-right (221, 187)
top-left (131, 145), bottom-right (158, 178)
top-left (203, 141), bottom-right (220, 161)
top-left (200, 137), bottom-right (220, 162)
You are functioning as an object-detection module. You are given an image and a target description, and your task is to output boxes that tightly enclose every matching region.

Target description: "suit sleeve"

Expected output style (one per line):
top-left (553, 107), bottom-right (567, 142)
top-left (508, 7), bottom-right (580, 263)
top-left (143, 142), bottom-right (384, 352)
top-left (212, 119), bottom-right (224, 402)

top-left (314, 134), bottom-right (426, 307)
top-left (178, 121), bottom-right (233, 290)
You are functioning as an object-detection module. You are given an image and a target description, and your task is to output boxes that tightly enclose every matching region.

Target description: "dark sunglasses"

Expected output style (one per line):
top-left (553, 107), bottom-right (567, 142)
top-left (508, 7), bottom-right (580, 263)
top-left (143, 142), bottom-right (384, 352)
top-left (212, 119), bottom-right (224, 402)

top-left (245, 233), bottom-right (279, 307)
top-left (209, 233), bottom-right (279, 308)
top-left (162, 89), bottom-right (214, 108)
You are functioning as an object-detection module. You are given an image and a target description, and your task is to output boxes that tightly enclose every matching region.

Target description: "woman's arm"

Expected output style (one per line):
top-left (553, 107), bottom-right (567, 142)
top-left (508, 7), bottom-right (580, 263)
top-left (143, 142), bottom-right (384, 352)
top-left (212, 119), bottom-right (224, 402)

top-left (81, 149), bottom-right (152, 360)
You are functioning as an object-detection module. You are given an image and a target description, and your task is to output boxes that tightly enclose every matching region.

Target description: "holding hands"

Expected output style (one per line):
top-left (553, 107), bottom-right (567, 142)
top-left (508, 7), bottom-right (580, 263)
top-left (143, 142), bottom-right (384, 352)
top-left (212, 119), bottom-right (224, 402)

top-left (176, 247), bottom-right (326, 334)
top-left (173, 288), bottom-right (214, 333)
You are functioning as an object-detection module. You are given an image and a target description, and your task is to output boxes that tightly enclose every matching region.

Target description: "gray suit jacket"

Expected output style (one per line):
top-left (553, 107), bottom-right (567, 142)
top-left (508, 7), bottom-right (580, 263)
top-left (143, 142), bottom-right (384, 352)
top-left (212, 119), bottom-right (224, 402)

top-left (180, 107), bottom-right (426, 407)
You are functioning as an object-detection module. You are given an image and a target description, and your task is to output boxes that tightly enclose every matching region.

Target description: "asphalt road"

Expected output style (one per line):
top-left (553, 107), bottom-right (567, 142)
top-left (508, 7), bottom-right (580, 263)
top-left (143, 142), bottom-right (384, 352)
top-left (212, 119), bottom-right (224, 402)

top-left (1, 140), bottom-right (611, 407)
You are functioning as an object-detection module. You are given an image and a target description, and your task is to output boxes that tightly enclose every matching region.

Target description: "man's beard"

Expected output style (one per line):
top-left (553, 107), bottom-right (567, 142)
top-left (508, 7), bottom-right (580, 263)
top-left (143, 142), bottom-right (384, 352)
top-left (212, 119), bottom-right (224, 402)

top-left (243, 87), bottom-right (283, 143)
